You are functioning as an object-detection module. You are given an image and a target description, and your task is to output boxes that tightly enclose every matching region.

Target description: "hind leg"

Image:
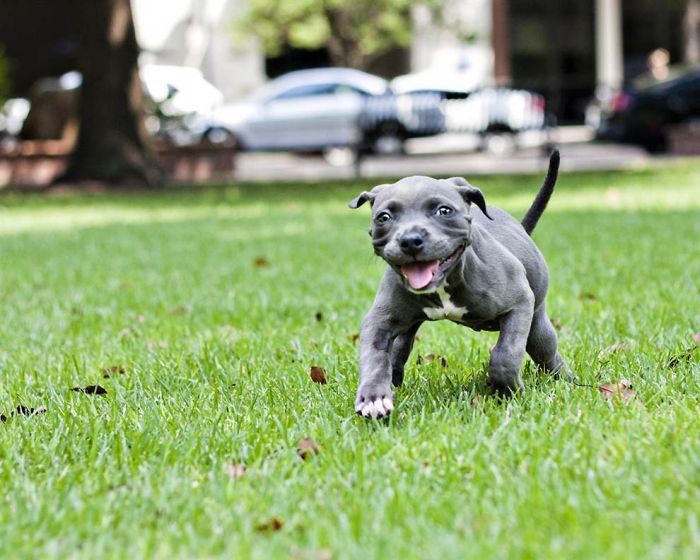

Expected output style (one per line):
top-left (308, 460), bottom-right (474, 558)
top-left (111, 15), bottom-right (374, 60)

top-left (526, 304), bottom-right (570, 379)
top-left (390, 322), bottom-right (422, 387)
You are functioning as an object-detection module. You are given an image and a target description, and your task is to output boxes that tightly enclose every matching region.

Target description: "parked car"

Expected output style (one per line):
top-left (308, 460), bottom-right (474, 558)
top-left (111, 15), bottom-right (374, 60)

top-left (191, 68), bottom-right (426, 156)
top-left (594, 65), bottom-right (700, 152)
top-left (391, 70), bottom-right (547, 152)
top-left (1, 66), bottom-right (224, 147)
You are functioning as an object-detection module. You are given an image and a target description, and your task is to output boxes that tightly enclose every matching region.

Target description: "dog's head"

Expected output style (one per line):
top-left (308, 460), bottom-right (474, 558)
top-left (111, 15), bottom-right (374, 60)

top-left (349, 175), bottom-right (491, 293)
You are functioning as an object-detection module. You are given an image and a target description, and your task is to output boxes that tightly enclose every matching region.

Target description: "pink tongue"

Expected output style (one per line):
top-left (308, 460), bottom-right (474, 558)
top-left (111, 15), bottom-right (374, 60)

top-left (401, 260), bottom-right (439, 290)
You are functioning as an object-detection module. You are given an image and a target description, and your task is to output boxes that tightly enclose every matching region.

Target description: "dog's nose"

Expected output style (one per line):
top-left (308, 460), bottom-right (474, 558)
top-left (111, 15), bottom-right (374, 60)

top-left (399, 232), bottom-right (425, 255)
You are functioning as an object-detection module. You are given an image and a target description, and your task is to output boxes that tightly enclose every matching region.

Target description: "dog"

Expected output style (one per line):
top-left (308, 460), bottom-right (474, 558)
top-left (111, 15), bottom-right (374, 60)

top-left (349, 150), bottom-right (569, 418)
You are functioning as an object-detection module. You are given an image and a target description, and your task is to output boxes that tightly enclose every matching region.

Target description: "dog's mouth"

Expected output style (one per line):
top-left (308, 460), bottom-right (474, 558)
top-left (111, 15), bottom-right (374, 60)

top-left (398, 244), bottom-right (465, 291)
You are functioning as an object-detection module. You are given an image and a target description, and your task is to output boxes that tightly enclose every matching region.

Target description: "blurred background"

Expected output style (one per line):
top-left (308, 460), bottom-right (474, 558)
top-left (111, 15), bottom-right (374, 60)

top-left (1, 0), bottom-right (700, 186)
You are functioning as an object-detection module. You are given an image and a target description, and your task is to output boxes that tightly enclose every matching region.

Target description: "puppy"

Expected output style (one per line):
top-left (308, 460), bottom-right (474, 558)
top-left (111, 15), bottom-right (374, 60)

top-left (349, 151), bottom-right (568, 418)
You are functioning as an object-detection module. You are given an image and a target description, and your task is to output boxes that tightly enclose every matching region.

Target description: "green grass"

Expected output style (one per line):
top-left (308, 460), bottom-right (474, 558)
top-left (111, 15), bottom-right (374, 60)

top-left (0, 161), bottom-right (699, 559)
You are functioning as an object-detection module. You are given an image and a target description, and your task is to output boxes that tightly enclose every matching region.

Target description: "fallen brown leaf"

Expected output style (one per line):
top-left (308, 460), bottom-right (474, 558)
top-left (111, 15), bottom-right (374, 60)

top-left (298, 437), bottom-right (320, 460)
top-left (226, 463), bottom-right (247, 479)
top-left (424, 354), bottom-right (448, 367)
top-left (255, 517), bottom-right (283, 532)
top-left (578, 292), bottom-right (597, 301)
top-left (309, 366), bottom-right (327, 384)
top-left (600, 341), bottom-right (636, 357)
top-left (550, 318), bottom-right (569, 335)
top-left (103, 365), bottom-right (125, 379)
top-left (169, 305), bottom-right (189, 316)
top-left (254, 256), bottom-right (269, 267)
top-left (598, 379), bottom-right (638, 405)
top-left (348, 333), bottom-right (360, 344)
top-left (72, 385), bottom-right (107, 395)
top-left (1, 405), bottom-right (46, 422)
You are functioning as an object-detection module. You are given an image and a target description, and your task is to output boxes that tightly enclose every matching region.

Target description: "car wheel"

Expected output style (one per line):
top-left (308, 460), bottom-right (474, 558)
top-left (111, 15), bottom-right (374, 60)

top-left (481, 131), bottom-right (517, 154)
top-left (322, 146), bottom-right (358, 167)
top-left (369, 123), bottom-right (405, 156)
top-left (203, 127), bottom-right (239, 148)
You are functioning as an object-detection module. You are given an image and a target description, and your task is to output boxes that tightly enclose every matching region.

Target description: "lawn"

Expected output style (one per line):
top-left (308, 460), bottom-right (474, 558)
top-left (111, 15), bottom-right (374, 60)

top-left (0, 160), bottom-right (699, 559)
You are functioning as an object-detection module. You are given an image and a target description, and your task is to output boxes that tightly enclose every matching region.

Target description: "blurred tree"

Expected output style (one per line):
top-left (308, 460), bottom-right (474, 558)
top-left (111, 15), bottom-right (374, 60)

top-left (61, 0), bottom-right (161, 186)
top-left (237, 0), bottom-right (444, 71)
top-left (0, 48), bottom-right (10, 103)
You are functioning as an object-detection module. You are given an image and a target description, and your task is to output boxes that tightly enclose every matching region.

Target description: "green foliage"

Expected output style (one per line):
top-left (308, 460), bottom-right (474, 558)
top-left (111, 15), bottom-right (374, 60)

top-left (0, 47), bottom-right (11, 102)
top-left (0, 163), bottom-right (699, 557)
top-left (236, 0), bottom-right (440, 68)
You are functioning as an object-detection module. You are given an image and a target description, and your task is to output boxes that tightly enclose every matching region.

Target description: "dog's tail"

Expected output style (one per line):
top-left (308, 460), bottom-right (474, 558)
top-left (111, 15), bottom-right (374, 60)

top-left (521, 149), bottom-right (560, 236)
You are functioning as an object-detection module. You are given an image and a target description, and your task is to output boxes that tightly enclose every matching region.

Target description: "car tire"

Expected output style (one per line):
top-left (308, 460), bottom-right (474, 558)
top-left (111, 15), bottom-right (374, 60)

top-left (480, 131), bottom-right (517, 154)
top-left (202, 127), bottom-right (239, 148)
top-left (368, 122), bottom-right (405, 156)
top-left (322, 146), bottom-right (358, 166)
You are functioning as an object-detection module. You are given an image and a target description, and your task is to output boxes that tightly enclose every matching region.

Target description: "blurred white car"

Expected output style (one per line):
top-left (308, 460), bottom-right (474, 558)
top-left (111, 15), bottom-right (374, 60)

top-left (391, 70), bottom-right (547, 152)
top-left (192, 68), bottom-right (396, 153)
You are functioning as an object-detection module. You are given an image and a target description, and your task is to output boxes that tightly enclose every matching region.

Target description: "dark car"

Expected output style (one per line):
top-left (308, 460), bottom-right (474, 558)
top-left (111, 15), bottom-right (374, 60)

top-left (595, 66), bottom-right (700, 152)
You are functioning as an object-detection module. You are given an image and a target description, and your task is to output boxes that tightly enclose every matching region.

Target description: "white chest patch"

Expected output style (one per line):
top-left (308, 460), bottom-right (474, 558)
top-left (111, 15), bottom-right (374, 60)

top-left (422, 287), bottom-right (468, 322)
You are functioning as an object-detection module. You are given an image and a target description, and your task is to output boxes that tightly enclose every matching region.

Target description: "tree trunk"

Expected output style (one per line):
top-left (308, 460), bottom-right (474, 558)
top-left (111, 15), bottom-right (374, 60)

top-left (60, 0), bottom-right (162, 186)
top-left (684, 0), bottom-right (700, 64)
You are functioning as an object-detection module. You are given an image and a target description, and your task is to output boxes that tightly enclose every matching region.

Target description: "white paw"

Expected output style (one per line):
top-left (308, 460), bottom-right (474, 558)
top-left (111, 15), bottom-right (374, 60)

top-left (355, 391), bottom-right (394, 419)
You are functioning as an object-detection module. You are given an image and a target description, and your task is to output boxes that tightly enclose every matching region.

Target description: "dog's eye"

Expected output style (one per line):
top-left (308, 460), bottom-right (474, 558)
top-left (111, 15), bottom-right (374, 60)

top-left (436, 205), bottom-right (453, 216)
top-left (375, 211), bottom-right (392, 225)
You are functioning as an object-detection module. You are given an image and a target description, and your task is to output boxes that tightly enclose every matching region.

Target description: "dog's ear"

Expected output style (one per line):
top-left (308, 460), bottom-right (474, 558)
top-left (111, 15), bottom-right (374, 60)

top-left (449, 177), bottom-right (492, 220)
top-left (348, 184), bottom-right (389, 209)
top-left (348, 191), bottom-right (375, 209)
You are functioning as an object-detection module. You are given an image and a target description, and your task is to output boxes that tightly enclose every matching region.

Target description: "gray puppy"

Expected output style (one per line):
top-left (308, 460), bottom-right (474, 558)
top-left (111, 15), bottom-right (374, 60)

top-left (349, 150), bottom-right (568, 418)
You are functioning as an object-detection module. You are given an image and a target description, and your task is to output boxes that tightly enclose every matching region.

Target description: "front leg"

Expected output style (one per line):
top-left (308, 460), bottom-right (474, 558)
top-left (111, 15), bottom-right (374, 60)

top-left (488, 294), bottom-right (535, 396)
top-left (390, 322), bottom-right (422, 387)
top-left (355, 310), bottom-right (401, 419)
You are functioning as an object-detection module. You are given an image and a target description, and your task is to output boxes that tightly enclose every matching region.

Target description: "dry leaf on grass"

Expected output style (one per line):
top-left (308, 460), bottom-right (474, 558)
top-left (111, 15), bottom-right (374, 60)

top-left (103, 365), bottom-right (125, 379)
top-left (578, 292), bottom-right (597, 301)
top-left (169, 305), bottom-right (189, 316)
top-left (550, 318), bottom-right (569, 335)
top-left (225, 463), bottom-right (247, 479)
top-left (298, 438), bottom-right (320, 460)
top-left (423, 354), bottom-right (448, 367)
top-left (599, 341), bottom-right (636, 357)
top-left (255, 517), bottom-right (283, 532)
top-left (253, 256), bottom-right (269, 267)
top-left (598, 379), bottom-right (638, 406)
top-left (309, 366), bottom-right (327, 384)
top-left (348, 333), bottom-right (360, 344)
top-left (72, 385), bottom-right (107, 395)
top-left (1, 405), bottom-right (46, 422)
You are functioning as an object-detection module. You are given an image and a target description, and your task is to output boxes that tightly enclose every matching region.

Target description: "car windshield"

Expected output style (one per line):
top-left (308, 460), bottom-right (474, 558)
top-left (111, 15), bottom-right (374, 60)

top-left (254, 70), bottom-right (388, 103)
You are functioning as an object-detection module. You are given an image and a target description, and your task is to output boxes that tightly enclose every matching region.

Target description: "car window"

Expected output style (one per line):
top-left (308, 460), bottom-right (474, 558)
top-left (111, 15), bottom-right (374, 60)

top-left (334, 84), bottom-right (367, 96)
top-left (272, 83), bottom-right (338, 100)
